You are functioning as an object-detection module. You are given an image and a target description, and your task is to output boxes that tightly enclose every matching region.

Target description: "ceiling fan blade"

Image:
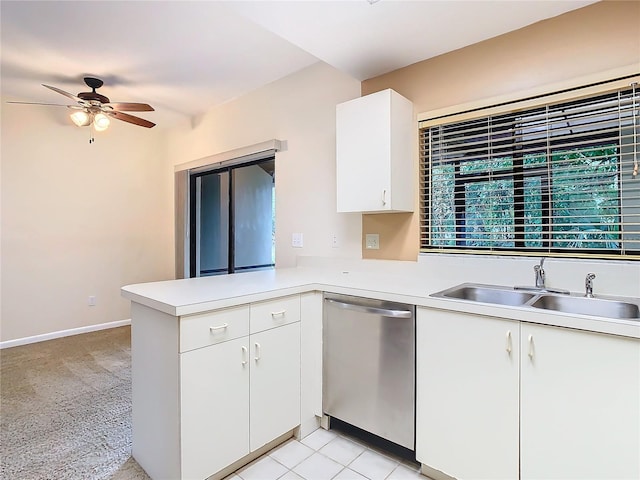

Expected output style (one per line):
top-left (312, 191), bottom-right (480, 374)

top-left (107, 102), bottom-right (154, 112)
top-left (108, 111), bottom-right (156, 128)
top-left (6, 101), bottom-right (71, 107)
top-left (42, 84), bottom-right (83, 103)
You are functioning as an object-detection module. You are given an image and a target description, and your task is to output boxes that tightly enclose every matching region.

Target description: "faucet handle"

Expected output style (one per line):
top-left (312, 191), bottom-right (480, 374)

top-left (585, 272), bottom-right (596, 298)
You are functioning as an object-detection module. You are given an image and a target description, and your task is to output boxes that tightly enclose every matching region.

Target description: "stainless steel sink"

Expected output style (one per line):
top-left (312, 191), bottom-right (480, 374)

top-left (432, 282), bottom-right (640, 320)
top-left (432, 284), bottom-right (535, 306)
top-left (530, 294), bottom-right (640, 319)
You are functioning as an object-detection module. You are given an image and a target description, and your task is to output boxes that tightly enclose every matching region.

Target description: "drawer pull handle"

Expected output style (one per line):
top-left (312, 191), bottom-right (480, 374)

top-left (271, 310), bottom-right (286, 318)
top-left (209, 323), bottom-right (229, 332)
top-left (506, 330), bottom-right (512, 354)
top-left (254, 342), bottom-right (261, 361)
top-left (528, 334), bottom-right (535, 360)
top-left (382, 189), bottom-right (387, 206)
top-left (241, 346), bottom-right (247, 366)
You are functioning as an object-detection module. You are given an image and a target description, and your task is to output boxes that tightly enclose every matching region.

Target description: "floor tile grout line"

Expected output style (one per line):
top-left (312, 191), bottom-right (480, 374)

top-left (230, 429), bottom-right (417, 480)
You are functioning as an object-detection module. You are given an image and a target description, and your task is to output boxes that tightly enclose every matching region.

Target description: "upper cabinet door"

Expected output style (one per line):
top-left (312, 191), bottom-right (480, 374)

top-left (336, 89), bottom-right (414, 213)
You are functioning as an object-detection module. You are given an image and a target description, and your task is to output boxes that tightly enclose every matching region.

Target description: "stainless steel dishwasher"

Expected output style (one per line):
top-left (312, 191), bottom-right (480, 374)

top-left (323, 293), bottom-right (415, 451)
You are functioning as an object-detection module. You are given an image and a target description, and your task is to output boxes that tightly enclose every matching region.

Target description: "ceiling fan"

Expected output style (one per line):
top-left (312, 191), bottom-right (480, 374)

top-left (8, 77), bottom-right (156, 135)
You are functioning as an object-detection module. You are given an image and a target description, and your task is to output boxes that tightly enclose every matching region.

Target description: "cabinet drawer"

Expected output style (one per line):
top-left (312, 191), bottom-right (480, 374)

top-left (180, 306), bottom-right (249, 353)
top-left (250, 295), bottom-right (300, 334)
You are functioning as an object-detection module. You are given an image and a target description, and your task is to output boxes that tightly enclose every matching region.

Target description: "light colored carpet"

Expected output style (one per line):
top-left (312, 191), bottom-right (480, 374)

top-left (0, 326), bottom-right (150, 479)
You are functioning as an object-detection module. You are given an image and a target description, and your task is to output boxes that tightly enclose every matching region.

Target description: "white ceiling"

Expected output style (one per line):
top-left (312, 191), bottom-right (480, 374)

top-left (1, 0), bottom-right (598, 128)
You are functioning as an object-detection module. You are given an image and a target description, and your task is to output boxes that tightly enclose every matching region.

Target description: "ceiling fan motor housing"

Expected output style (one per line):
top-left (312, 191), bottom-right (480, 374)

top-left (78, 91), bottom-right (110, 103)
top-left (78, 77), bottom-right (109, 103)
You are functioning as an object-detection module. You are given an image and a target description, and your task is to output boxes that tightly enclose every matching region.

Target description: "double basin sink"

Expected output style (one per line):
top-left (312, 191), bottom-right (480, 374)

top-left (431, 283), bottom-right (640, 320)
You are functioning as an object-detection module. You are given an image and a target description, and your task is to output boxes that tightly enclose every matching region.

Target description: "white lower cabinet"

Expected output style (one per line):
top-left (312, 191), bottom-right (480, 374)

top-left (131, 296), bottom-right (301, 480)
top-left (416, 308), bottom-right (519, 479)
top-left (520, 323), bottom-right (640, 480)
top-left (416, 307), bottom-right (640, 480)
top-left (180, 336), bottom-right (250, 480)
top-left (180, 323), bottom-right (301, 479)
top-left (250, 322), bottom-right (301, 451)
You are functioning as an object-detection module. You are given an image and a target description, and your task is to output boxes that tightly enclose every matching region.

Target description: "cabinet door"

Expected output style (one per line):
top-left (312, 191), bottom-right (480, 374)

top-left (180, 337), bottom-right (250, 480)
top-left (250, 322), bottom-right (301, 452)
top-left (336, 89), bottom-right (413, 213)
top-left (416, 308), bottom-right (519, 480)
top-left (521, 324), bottom-right (640, 480)
top-left (336, 91), bottom-right (391, 213)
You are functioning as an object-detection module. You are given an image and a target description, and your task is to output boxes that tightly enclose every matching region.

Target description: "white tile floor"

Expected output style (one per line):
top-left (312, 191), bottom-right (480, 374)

top-left (225, 428), bottom-right (424, 480)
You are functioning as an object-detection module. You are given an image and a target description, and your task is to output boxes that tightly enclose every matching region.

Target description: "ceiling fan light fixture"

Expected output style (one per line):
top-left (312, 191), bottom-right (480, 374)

top-left (93, 113), bottom-right (110, 131)
top-left (70, 110), bottom-right (91, 127)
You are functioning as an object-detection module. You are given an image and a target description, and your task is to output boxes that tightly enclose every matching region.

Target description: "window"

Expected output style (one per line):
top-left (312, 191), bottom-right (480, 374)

top-left (420, 82), bottom-right (640, 258)
top-left (189, 157), bottom-right (275, 277)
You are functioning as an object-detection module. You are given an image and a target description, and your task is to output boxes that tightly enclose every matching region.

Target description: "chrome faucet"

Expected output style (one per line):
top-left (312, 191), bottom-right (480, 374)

top-left (585, 273), bottom-right (596, 298)
top-left (515, 257), bottom-right (569, 295)
top-left (534, 258), bottom-right (546, 289)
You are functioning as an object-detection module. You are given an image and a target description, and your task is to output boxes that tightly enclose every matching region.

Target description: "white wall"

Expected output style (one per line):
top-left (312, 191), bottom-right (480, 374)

top-left (1, 104), bottom-right (174, 342)
top-left (166, 62), bottom-right (363, 269)
top-left (1, 62), bottom-right (362, 343)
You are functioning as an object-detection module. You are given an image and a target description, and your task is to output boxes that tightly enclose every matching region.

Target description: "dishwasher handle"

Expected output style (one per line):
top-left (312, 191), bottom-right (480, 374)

top-left (325, 298), bottom-right (413, 318)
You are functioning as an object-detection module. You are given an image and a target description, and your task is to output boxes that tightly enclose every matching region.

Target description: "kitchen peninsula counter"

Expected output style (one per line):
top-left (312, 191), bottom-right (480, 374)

top-left (122, 265), bottom-right (640, 339)
top-left (122, 262), bottom-right (640, 480)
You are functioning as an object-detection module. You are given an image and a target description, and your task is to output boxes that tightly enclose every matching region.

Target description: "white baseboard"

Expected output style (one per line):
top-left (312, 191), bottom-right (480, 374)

top-left (0, 319), bottom-right (132, 349)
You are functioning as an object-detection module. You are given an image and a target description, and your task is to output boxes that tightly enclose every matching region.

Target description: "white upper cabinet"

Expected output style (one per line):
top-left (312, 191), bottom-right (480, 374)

top-left (336, 89), bottom-right (414, 213)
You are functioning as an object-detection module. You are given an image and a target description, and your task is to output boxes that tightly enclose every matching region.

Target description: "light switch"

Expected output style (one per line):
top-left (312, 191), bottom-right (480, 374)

top-left (292, 233), bottom-right (304, 248)
top-left (365, 233), bottom-right (380, 249)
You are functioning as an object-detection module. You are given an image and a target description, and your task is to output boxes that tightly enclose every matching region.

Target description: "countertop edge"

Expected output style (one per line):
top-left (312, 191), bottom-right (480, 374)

top-left (122, 275), bottom-right (640, 339)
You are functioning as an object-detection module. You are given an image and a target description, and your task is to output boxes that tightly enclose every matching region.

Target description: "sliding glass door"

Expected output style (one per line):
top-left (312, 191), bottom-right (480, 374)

top-left (189, 158), bottom-right (275, 277)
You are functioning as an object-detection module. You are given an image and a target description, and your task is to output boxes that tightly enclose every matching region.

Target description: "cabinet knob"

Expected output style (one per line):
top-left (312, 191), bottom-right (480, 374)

top-left (254, 342), bottom-right (261, 362)
top-left (382, 189), bottom-right (387, 206)
top-left (506, 330), bottom-right (512, 354)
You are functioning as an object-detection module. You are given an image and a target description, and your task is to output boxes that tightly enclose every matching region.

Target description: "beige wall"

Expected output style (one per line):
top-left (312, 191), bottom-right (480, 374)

top-left (166, 62), bottom-right (363, 269)
top-left (0, 62), bottom-right (362, 343)
top-left (361, 0), bottom-right (640, 260)
top-left (1, 104), bottom-right (174, 342)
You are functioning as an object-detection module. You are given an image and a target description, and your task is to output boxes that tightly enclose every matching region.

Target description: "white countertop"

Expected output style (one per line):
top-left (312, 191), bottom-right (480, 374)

top-left (122, 266), bottom-right (640, 339)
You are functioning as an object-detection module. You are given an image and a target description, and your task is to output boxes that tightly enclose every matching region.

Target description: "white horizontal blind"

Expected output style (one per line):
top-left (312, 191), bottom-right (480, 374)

top-left (420, 83), bottom-right (640, 257)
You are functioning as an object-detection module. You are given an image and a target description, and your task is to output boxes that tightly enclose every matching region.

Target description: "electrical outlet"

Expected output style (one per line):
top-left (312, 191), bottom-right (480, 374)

top-left (365, 233), bottom-right (380, 249)
top-left (331, 234), bottom-right (339, 248)
top-left (292, 233), bottom-right (304, 248)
